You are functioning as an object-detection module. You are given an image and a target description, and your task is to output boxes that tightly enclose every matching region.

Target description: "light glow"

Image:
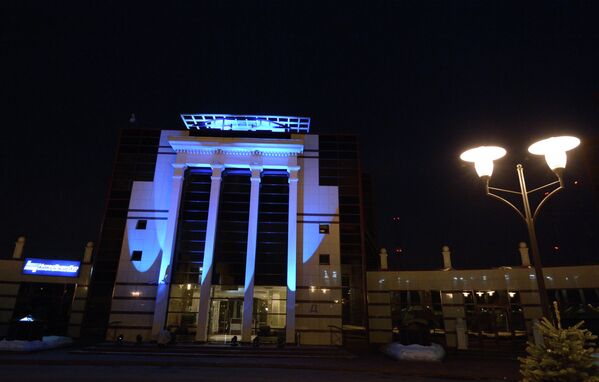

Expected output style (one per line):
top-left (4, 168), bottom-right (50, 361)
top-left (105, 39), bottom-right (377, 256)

top-left (528, 136), bottom-right (580, 170)
top-left (460, 146), bottom-right (507, 177)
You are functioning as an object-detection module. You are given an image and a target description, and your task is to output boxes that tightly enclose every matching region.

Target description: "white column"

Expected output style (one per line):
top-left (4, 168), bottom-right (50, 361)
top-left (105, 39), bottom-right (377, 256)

top-left (242, 167), bottom-right (262, 342)
top-left (195, 164), bottom-right (224, 342)
top-left (152, 164), bottom-right (186, 337)
top-left (286, 167), bottom-right (299, 343)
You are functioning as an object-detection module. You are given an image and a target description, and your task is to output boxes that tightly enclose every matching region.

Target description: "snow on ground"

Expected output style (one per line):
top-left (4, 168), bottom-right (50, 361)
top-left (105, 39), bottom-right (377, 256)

top-left (0, 336), bottom-right (73, 352)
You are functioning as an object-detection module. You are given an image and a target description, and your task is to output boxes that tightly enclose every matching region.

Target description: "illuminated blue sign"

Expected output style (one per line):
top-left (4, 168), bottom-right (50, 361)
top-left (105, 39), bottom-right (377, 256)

top-left (22, 258), bottom-right (81, 277)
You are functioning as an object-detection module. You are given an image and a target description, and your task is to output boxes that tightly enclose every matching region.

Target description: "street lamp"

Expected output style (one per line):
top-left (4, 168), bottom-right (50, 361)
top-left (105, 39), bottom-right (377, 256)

top-left (460, 136), bottom-right (580, 318)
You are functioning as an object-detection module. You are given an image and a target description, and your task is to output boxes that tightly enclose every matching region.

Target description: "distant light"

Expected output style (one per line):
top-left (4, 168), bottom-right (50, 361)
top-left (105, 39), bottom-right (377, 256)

top-left (574, 180), bottom-right (579, 185)
top-left (19, 315), bottom-right (34, 322)
top-left (460, 146), bottom-right (507, 178)
top-left (528, 136), bottom-right (580, 170)
top-left (462, 292), bottom-right (470, 297)
top-left (476, 291), bottom-right (484, 297)
top-left (131, 291), bottom-right (141, 297)
top-left (554, 245), bottom-right (560, 251)
top-left (487, 291), bottom-right (495, 296)
top-left (394, 247), bottom-right (403, 254)
top-left (508, 292), bottom-right (516, 298)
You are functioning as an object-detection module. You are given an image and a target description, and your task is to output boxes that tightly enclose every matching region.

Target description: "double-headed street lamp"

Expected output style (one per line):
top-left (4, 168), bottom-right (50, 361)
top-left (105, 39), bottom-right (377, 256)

top-left (460, 136), bottom-right (580, 319)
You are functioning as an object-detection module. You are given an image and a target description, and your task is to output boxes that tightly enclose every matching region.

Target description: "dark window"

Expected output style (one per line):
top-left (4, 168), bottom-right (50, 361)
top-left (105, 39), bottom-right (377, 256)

top-left (319, 254), bottom-right (330, 265)
top-left (136, 220), bottom-right (147, 230)
top-left (131, 251), bottom-right (143, 261)
top-left (319, 224), bottom-right (330, 234)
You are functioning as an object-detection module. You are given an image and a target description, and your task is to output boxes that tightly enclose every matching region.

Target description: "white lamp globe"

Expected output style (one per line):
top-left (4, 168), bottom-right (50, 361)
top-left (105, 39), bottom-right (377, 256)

top-left (460, 146), bottom-right (507, 178)
top-left (528, 136), bottom-right (580, 170)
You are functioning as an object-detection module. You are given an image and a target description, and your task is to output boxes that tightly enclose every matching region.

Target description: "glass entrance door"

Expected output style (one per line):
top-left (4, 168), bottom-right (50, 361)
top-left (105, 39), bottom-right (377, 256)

top-left (207, 285), bottom-right (244, 342)
top-left (209, 298), bottom-right (243, 336)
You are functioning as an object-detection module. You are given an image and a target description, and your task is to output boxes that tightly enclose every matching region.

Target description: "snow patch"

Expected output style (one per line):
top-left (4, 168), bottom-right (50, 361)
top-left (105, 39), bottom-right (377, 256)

top-left (0, 336), bottom-right (73, 352)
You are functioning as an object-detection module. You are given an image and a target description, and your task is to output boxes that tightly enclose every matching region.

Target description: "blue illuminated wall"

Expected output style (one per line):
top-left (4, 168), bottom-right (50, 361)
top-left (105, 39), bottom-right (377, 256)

top-left (98, 125), bottom-right (357, 345)
top-left (103, 130), bottom-right (185, 341)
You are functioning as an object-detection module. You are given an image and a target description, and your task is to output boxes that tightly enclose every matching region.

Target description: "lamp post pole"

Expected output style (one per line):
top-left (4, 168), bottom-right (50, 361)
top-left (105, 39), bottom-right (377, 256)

top-left (483, 163), bottom-right (562, 319)
top-left (516, 164), bottom-right (551, 319)
top-left (461, 136), bottom-right (580, 321)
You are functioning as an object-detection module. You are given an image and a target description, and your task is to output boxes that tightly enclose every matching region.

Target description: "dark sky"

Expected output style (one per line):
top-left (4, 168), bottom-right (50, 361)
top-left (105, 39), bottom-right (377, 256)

top-left (3, 2), bottom-right (599, 269)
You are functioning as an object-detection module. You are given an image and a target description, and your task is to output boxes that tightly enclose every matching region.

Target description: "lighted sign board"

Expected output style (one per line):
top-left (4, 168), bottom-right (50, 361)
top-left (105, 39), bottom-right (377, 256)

top-left (22, 258), bottom-right (81, 278)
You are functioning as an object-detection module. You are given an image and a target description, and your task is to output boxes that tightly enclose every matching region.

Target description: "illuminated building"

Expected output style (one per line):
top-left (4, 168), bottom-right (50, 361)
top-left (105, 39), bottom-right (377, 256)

top-left (367, 243), bottom-right (599, 351)
top-left (0, 239), bottom-right (93, 339)
top-left (80, 114), bottom-right (370, 344)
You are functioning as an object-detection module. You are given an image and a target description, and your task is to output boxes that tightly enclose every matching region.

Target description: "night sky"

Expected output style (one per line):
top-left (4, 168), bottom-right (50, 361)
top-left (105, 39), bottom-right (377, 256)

top-left (3, 2), bottom-right (599, 269)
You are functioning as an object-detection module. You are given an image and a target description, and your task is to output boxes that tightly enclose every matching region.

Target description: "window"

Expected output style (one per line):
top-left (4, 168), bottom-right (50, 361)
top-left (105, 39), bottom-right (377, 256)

top-left (319, 254), bottom-right (330, 265)
top-left (131, 250), bottom-right (143, 261)
top-left (319, 224), bottom-right (330, 234)
top-left (136, 220), bottom-right (147, 230)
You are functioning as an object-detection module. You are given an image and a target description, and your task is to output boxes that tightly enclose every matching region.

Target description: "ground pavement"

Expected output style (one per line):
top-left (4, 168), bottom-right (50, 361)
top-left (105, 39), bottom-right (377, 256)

top-left (0, 344), bottom-right (521, 381)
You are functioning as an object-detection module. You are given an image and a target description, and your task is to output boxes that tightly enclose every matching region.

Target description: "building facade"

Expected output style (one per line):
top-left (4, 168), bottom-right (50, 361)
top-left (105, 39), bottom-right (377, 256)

top-left (0, 238), bottom-right (93, 339)
top-left (80, 115), bottom-right (369, 345)
top-left (367, 244), bottom-right (599, 349)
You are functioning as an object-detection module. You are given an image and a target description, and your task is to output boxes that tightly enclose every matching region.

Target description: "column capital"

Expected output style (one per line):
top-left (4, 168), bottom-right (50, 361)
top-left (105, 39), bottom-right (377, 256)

top-left (250, 166), bottom-right (262, 182)
top-left (172, 163), bottom-right (187, 178)
top-left (210, 164), bottom-right (224, 180)
top-left (288, 166), bottom-right (300, 183)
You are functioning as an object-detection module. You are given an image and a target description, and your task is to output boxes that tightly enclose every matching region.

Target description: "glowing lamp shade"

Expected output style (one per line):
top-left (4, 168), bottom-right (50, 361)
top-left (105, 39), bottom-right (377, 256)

top-left (528, 136), bottom-right (580, 170)
top-left (460, 146), bottom-right (507, 178)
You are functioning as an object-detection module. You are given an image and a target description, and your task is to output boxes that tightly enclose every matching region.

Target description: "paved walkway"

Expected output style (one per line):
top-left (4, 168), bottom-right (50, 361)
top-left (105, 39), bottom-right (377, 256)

top-left (0, 364), bottom-right (475, 382)
top-left (0, 346), bottom-right (521, 381)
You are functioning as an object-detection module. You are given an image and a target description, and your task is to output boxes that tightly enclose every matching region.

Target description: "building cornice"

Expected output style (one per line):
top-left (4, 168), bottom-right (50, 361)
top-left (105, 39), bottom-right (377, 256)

top-left (167, 136), bottom-right (304, 157)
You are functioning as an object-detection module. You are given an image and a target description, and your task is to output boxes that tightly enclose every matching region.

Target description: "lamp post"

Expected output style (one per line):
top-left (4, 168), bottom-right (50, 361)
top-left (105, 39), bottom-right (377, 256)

top-left (460, 136), bottom-right (580, 319)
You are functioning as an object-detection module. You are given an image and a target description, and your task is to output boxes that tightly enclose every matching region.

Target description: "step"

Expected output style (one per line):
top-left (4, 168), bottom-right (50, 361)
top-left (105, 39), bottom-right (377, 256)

top-left (72, 343), bottom-right (356, 359)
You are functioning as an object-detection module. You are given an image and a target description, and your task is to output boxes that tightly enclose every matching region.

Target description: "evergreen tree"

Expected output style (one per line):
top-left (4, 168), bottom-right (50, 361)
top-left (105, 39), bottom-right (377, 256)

top-left (519, 303), bottom-right (599, 382)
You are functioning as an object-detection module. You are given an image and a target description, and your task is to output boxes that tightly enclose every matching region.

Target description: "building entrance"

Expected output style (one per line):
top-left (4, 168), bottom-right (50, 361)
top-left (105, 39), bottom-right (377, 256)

top-left (207, 286), bottom-right (245, 342)
top-left (209, 298), bottom-right (243, 338)
top-left (10, 282), bottom-right (75, 337)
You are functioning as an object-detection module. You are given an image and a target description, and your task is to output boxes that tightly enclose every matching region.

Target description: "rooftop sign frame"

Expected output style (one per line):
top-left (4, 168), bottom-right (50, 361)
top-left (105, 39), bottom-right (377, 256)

top-left (180, 114), bottom-right (310, 133)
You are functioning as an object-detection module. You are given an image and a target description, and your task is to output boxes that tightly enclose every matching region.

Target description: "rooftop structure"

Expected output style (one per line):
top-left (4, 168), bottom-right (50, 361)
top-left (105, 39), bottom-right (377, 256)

top-left (180, 114), bottom-right (311, 133)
